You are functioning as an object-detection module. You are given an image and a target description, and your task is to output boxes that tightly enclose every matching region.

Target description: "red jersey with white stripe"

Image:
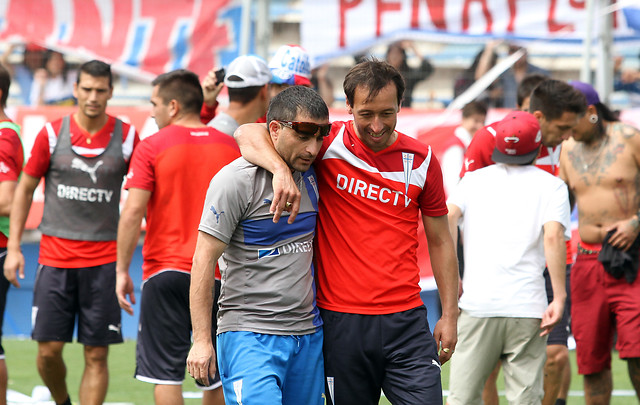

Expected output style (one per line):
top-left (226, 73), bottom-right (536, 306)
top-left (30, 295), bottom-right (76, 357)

top-left (124, 125), bottom-right (240, 281)
top-left (459, 121), bottom-right (571, 263)
top-left (460, 123), bottom-right (560, 177)
top-left (24, 115), bottom-right (139, 267)
top-left (0, 120), bottom-right (23, 247)
top-left (315, 120), bottom-right (448, 315)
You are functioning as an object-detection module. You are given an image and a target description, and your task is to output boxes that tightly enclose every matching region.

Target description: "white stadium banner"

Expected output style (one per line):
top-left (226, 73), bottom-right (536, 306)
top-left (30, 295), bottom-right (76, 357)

top-left (301, 0), bottom-right (640, 65)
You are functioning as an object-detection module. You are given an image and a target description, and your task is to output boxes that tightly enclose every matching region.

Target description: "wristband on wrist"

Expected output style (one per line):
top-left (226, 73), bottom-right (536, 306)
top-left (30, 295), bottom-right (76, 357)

top-left (631, 211), bottom-right (640, 230)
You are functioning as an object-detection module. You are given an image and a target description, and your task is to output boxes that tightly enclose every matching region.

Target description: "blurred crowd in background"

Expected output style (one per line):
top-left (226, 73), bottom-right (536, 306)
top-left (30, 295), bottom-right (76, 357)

top-left (3, 39), bottom-right (640, 111)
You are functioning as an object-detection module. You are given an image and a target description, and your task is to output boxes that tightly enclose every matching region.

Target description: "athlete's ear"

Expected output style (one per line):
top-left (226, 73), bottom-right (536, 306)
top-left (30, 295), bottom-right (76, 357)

top-left (168, 99), bottom-right (179, 119)
top-left (532, 110), bottom-right (544, 123)
top-left (268, 120), bottom-right (281, 142)
top-left (346, 100), bottom-right (353, 115)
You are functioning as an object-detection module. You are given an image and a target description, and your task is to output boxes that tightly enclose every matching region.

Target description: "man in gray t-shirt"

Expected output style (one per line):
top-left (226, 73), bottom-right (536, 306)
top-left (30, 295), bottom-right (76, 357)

top-left (187, 86), bottom-right (331, 405)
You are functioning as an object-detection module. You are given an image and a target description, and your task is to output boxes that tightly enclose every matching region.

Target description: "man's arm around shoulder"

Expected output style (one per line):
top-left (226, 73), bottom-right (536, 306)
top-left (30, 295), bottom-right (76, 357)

top-left (234, 123), bottom-right (301, 223)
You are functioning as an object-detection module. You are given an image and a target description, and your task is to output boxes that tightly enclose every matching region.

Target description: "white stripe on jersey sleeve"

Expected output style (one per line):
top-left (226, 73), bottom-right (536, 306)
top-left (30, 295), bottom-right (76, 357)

top-left (122, 125), bottom-right (136, 161)
top-left (46, 122), bottom-right (57, 154)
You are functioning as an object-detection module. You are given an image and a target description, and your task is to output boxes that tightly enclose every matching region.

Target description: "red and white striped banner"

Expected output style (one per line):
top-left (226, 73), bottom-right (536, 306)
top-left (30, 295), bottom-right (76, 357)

top-left (0, 0), bottom-right (234, 81)
top-left (302, 0), bottom-right (640, 64)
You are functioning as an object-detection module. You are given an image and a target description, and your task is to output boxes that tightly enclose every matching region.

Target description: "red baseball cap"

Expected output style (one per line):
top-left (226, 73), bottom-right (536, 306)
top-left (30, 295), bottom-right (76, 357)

top-left (491, 111), bottom-right (542, 165)
top-left (25, 42), bottom-right (46, 52)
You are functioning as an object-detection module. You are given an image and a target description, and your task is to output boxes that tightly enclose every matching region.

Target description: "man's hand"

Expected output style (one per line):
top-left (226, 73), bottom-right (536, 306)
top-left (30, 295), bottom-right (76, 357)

top-left (187, 340), bottom-right (216, 387)
top-left (433, 314), bottom-right (457, 365)
top-left (270, 167), bottom-right (301, 224)
top-left (202, 68), bottom-right (225, 107)
top-left (540, 298), bottom-right (564, 337)
top-left (3, 249), bottom-right (24, 288)
top-left (115, 271), bottom-right (136, 315)
top-left (605, 217), bottom-right (640, 251)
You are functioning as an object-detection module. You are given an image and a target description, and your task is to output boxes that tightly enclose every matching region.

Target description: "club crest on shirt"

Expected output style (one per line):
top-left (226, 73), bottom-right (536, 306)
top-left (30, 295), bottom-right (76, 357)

top-left (402, 152), bottom-right (414, 207)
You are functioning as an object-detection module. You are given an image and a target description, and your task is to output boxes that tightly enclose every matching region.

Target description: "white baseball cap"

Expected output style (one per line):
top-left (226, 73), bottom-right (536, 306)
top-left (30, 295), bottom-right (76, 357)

top-left (224, 55), bottom-right (271, 88)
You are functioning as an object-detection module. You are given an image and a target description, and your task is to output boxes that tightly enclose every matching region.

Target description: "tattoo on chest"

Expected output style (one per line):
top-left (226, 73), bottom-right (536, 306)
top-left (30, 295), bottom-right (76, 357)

top-left (567, 138), bottom-right (623, 183)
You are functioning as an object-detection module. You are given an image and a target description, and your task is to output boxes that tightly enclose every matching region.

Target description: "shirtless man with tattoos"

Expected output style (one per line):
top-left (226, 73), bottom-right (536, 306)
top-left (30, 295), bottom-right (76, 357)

top-left (559, 81), bottom-right (640, 405)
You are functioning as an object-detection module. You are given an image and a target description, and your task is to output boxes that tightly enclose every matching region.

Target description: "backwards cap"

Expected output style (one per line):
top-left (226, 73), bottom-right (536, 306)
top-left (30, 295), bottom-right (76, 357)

top-left (491, 111), bottom-right (542, 165)
top-left (224, 55), bottom-right (271, 89)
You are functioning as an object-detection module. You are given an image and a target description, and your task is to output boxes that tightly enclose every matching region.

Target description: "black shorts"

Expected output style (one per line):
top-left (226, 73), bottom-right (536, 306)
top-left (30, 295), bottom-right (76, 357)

top-left (31, 263), bottom-right (123, 346)
top-left (544, 264), bottom-right (572, 346)
top-left (0, 249), bottom-right (11, 357)
top-left (321, 306), bottom-right (442, 405)
top-left (135, 270), bottom-right (221, 389)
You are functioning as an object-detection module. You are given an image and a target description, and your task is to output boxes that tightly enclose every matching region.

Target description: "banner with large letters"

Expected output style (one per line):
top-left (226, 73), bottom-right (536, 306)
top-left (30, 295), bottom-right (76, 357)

top-left (0, 0), bottom-right (241, 81)
top-left (302, 0), bottom-right (640, 64)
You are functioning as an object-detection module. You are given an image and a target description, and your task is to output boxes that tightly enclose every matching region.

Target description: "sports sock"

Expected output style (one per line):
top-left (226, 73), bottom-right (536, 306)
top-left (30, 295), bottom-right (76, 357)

top-left (555, 399), bottom-right (566, 405)
top-left (58, 396), bottom-right (72, 405)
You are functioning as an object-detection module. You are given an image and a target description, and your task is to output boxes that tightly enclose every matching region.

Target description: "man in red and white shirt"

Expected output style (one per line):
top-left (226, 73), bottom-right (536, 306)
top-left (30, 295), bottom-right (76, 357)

top-left (437, 101), bottom-right (487, 196)
top-left (116, 69), bottom-right (239, 405)
top-left (459, 79), bottom-right (586, 405)
top-left (0, 63), bottom-right (22, 405)
top-left (4, 60), bottom-right (139, 405)
top-left (236, 60), bottom-right (459, 405)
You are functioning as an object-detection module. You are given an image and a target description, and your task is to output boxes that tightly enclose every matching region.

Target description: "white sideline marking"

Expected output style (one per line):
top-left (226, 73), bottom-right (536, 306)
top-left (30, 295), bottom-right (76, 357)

top-left (8, 389), bottom-right (134, 405)
top-left (441, 390), bottom-right (638, 397)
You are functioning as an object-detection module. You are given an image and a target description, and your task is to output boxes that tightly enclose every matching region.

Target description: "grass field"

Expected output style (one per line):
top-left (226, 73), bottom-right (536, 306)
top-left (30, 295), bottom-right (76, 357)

top-left (4, 338), bottom-right (638, 404)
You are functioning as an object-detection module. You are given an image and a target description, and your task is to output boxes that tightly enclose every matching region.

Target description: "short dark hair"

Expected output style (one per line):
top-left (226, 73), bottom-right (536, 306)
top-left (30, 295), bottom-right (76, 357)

top-left (462, 101), bottom-right (487, 118)
top-left (0, 64), bottom-right (11, 107)
top-left (151, 69), bottom-right (204, 115)
top-left (516, 73), bottom-right (546, 108)
top-left (267, 86), bottom-right (328, 123)
top-left (77, 60), bottom-right (113, 87)
top-left (529, 79), bottom-right (586, 121)
top-left (343, 59), bottom-right (405, 107)
top-left (228, 85), bottom-right (264, 105)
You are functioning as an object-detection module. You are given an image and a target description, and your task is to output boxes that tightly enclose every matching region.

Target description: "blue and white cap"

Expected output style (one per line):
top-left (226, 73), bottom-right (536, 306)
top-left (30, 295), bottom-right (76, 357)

top-left (268, 45), bottom-right (312, 86)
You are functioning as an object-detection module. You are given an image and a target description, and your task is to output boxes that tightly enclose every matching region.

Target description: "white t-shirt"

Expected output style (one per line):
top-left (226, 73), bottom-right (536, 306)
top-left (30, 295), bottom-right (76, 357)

top-left (440, 126), bottom-right (472, 196)
top-left (448, 163), bottom-right (570, 318)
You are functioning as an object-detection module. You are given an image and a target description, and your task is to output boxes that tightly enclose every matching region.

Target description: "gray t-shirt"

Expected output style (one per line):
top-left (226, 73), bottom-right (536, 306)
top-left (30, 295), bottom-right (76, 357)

top-left (199, 157), bottom-right (322, 335)
top-left (208, 111), bottom-right (238, 137)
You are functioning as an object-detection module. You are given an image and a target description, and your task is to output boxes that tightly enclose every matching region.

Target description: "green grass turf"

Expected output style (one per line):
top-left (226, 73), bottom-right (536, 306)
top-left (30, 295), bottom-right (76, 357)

top-left (4, 338), bottom-right (637, 404)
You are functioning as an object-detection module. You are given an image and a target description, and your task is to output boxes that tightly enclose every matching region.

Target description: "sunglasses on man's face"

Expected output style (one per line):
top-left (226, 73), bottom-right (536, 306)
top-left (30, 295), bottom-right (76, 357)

top-left (278, 121), bottom-right (332, 137)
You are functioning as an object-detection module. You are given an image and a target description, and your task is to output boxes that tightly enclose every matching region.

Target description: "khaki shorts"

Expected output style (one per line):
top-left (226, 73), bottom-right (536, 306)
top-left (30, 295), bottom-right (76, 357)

top-left (448, 311), bottom-right (547, 405)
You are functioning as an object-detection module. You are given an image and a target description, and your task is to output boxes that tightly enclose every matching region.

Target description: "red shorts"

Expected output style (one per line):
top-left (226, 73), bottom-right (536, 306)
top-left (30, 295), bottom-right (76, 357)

top-left (571, 246), bottom-right (640, 375)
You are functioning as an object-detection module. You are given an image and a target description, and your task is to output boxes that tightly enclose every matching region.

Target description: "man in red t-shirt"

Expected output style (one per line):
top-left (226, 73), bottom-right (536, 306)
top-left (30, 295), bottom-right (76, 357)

top-left (0, 63), bottom-right (22, 405)
top-left (116, 69), bottom-right (239, 405)
top-left (236, 60), bottom-right (459, 405)
top-left (4, 60), bottom-right (139, 405)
